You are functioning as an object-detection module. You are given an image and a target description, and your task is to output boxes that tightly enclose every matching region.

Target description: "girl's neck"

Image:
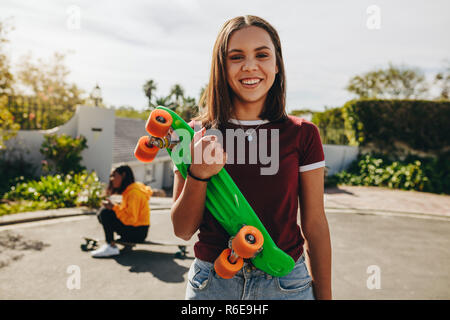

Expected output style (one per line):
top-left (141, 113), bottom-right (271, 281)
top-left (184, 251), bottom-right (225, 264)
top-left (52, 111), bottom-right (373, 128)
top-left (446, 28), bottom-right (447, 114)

top-left (232, 97), bottom-right (265, 120)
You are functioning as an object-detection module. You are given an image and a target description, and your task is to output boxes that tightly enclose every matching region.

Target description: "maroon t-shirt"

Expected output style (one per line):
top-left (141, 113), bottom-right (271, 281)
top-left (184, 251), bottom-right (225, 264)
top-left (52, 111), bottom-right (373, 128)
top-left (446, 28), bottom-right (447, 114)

top-left (176, 115), bottom-right (325, 263)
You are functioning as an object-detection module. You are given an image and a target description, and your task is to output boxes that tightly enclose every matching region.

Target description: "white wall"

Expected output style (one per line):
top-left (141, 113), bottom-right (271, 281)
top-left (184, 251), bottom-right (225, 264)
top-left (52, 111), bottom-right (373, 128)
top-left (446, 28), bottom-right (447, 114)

top-left (5, 106), bottom-right (114, 183)
top-left (4, 107), bottom-right (80, 176)
top-left (323, 144), bottom-right (359, 176)
top-left (76, 106), bottom-right (115, 182)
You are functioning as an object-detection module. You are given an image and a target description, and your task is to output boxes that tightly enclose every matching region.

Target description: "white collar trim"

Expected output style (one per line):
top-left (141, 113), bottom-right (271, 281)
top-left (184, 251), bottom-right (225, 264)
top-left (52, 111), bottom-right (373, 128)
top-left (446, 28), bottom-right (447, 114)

top-left (228, 118), bottom-right (270, 126)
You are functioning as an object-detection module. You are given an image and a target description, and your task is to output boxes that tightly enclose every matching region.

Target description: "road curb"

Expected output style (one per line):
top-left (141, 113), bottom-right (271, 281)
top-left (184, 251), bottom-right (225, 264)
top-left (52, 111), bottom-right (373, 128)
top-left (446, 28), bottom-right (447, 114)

top-left (0, 207), bottom-right (97, 226)
top-left (325, 206), bottom-right (450, 221)
top-left (0, 197), bottom-right (174, 226)
top-left (1, 202), bottom-right (448, 227)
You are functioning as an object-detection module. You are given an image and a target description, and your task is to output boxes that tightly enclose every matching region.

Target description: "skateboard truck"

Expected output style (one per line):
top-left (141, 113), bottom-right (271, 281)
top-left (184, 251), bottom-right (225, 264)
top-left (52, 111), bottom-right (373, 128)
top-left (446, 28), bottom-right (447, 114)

top-left (134, 111), bottom-right (183, 162)
top-left (215, 225), bottom-right (264, 279)
top-left (144, 128), bottom-right (181, 151)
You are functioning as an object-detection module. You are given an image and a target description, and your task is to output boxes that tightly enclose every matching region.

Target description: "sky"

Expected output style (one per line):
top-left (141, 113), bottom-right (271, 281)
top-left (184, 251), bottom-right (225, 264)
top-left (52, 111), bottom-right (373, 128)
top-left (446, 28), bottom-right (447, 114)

top-left (1, 0), bottom-right (449, 112)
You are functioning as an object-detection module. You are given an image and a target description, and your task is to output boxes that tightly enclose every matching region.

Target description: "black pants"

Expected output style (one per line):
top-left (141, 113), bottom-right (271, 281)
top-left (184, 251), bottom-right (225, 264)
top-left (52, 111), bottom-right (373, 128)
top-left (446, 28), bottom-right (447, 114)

top-left (97, 208), bottom-right (149, 244)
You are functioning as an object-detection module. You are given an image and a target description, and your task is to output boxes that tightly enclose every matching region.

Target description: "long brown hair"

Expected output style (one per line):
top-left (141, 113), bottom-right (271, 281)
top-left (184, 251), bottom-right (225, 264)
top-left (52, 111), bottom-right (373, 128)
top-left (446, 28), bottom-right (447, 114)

top-left (195, 15), bottom-right (287, 129)
top-left (107, 165), bottom-right (135, 195)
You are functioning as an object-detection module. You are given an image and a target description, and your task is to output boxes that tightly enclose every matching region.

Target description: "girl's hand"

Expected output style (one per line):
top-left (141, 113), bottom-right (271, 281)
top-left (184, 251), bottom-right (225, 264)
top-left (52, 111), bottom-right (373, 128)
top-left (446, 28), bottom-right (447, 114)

top-left (102, 199), bottom-right (114, 210)
top-left (189, 127), bottom-right (227, 180)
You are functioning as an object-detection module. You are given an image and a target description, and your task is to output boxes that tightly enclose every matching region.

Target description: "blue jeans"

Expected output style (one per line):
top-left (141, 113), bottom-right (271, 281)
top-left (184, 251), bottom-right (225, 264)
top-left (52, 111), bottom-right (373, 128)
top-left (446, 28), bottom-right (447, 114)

top-left (185, 253), bottom-right (315, 300)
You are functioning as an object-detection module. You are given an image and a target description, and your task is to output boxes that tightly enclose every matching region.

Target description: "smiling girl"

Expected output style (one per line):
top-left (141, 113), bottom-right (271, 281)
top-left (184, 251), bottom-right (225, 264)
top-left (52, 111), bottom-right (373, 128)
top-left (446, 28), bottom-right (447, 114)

top-left (171, 15), bottom-right (332, 300)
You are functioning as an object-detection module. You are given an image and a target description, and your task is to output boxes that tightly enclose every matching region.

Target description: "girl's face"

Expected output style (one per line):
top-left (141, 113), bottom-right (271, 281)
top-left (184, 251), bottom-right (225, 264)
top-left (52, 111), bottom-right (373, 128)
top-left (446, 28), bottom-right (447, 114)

top-left (226, 26), bottom-right (278, 110)
top-left (111, 171), bottom-right (124, 189)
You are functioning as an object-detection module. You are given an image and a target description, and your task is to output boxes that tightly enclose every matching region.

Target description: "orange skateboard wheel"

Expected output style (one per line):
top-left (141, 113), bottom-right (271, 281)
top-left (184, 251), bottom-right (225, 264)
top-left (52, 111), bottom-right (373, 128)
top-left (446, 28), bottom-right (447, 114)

top-left (134, 136), bottom-right (159, 162)
top-left (232, 225), bottom-right (264, 259)
top-left (214, 248), bottom-right (244, 279)
top-left (146, 109), bottom-right (173, 138)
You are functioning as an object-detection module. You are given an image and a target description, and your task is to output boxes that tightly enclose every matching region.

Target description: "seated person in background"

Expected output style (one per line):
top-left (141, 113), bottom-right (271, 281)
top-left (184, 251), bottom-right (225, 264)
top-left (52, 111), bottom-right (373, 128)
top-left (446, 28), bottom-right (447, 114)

top-left (91, 165), bottom-right (153, 258)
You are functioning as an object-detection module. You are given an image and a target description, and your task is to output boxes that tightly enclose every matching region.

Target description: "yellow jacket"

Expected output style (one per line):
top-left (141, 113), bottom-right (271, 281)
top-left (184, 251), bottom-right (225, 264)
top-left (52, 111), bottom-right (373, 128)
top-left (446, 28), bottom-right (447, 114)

top-left (112, 182), bottom-right (152, 227)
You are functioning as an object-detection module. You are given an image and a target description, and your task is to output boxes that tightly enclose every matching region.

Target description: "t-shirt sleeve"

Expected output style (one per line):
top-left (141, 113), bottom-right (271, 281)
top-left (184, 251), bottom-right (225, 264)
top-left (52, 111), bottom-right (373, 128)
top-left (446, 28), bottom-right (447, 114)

top-left (298, 122), bottom-right (325, 172)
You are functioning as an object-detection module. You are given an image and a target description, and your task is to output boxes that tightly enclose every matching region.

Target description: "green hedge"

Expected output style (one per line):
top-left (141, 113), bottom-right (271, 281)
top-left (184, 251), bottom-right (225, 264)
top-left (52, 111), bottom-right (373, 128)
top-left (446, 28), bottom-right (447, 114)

top-left (314, 99), bottom-right (450, 194)
top-left (342, 99), bottom-right (450, 155)
top-left (1, 171), bottom-right (105, 216)
top-left (311, 108), bottom-right (351, 145)
top-left (329, 153), bottom-right (450, 194)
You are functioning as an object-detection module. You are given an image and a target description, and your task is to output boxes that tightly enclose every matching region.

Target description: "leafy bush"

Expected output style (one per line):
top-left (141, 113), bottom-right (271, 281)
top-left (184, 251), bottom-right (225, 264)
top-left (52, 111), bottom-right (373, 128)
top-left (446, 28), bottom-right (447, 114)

top-left (40, 134), bottom-right (88, 174)
top-left (311, 107), bottom-right (352, 145)
top-left (1, 95), bottom-right (20, 149)
top-left (0, 200), bottom-right (56, 217)
top-left (0, 150), bottom-right (37, 196)
top-left (3, 171), bottom-right (105, 212)
top-left (331, 153), bottom-right (449, 194)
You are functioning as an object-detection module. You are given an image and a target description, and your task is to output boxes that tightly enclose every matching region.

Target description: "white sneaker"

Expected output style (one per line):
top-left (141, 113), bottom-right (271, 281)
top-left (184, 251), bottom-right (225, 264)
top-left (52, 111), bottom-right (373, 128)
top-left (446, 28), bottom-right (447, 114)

top-left (91, 244), bottom-right (120, 258)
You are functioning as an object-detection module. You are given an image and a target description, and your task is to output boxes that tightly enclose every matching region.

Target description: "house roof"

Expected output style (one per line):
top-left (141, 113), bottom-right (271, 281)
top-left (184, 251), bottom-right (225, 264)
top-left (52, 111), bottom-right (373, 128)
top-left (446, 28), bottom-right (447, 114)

top-left (113, 117), bottom-right (169, 164)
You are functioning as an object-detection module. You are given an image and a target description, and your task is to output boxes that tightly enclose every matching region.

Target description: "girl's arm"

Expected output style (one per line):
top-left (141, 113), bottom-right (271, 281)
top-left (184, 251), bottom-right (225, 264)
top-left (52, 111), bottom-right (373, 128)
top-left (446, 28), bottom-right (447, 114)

top-left (299, 167), bottom-right (332, 300)
top-left (171, 171), bottom-right (209, 240)
top-left (171, 129), bottom-right (227, 241)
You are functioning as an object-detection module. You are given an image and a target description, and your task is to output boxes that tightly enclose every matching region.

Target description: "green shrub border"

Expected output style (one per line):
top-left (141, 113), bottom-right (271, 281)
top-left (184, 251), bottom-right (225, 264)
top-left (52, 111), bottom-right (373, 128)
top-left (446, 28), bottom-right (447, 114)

top-left (342, 99), bottom-right (450, 155)
top-left (328, 153), bottom-right (450, 194)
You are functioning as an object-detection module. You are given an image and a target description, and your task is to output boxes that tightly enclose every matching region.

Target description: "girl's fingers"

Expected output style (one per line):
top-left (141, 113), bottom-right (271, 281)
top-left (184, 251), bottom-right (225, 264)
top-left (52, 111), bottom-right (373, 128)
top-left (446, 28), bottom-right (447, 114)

top-left (193, 127), bottom-right (206, 143)
top-left (191, 128), bottom-right (206, 153)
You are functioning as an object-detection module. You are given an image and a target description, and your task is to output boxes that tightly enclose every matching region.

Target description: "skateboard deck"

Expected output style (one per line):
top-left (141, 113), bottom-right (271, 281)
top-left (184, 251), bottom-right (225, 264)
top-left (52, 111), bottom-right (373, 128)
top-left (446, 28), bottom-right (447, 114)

top-left (149, 106), bottom-right (295, 277)
top-left (115, 239), bottom-right (188, 258)
top-left (81, 237), bottom-right (188, 259)
top-left (81, 237), bottom-right (99, 251)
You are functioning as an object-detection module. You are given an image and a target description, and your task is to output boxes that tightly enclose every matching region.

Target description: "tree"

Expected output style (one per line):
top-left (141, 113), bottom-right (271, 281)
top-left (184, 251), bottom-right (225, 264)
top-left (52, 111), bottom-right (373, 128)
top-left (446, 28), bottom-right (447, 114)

top-left (434, 62), bottom-right (450, 100)
top-left (346, 63), bottom-right (429, 99)
top-left (0, 18), bottom-right (19, 149)
top-left (0, 18), bottom-right (14, 97)
top-left (15, 52), bottom-right (86, 106)
top-left (176, 96), bottom-right (198, 121)
top-left (170, 84), bottom-right (184, 107)
top-left (154, 95), bottom-right (174, 110)
top-left (12, 52), bottom-right (86, 128)
top-left (142, 80), bottom-right (200, 121)
top-left (290, 108), bottom-right (317, 117)
top-left (0, 95), bottom-right (19, 149)
top-left (143, 79), bottom-right (157, 109)
top-left (112, 105), bottom-right (150, 120)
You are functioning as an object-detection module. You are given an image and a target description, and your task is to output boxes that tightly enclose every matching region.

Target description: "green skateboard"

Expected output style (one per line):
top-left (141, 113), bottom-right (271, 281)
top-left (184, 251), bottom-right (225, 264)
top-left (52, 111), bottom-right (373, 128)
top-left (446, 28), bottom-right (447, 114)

top-left (134, 106), bottom-right (295, 278)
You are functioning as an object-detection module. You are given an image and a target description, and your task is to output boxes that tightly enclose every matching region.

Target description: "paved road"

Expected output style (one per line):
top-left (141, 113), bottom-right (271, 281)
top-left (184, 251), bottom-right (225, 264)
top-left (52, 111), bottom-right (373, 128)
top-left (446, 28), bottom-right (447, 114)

top-left (0, 208), bottom-right (449, 299)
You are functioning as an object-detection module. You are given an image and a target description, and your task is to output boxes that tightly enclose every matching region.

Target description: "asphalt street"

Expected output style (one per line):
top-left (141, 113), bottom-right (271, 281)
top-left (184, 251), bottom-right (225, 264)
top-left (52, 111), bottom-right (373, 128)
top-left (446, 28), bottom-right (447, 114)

top-left (0, 207), bottom-right (449, 299)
